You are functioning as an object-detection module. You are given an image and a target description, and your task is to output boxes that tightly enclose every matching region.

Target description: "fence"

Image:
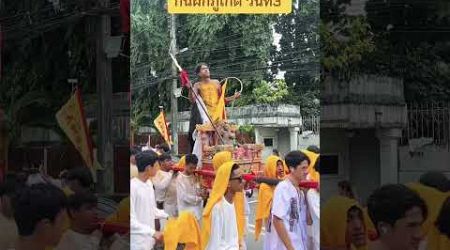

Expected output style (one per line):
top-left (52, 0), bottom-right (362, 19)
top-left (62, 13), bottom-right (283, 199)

top-left (401, 103), bottom-right (450, 147)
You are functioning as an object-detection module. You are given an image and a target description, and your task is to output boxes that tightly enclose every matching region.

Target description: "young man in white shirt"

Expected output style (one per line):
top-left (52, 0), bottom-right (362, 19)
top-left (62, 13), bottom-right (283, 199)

top-left (152, 153), bottom-right (174, 230)
top-left (264, 150), bottom-right (310, 250)
top-left (13, 183), bottom-right (67, 250)
top-left (55, 192), bottom-right (102, 250)
top-left (176, 154), bottom-right (206, 221)
top-left (130, 150), bottom-right (167, 250)
top-left (203, 162), bottom-right (244, 250)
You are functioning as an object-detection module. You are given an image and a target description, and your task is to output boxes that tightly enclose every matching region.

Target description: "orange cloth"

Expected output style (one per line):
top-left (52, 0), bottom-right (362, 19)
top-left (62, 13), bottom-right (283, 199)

top-left (164, 211), bottom-right (201, 250)
top-left (198, 81), bottom-right (227, 122)
top-left (177, 155), bottom-right (186, 170)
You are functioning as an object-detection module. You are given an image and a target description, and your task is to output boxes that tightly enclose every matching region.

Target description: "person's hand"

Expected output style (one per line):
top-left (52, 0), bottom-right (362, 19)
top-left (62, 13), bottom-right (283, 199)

top-left (153, 231), bottom-right (164, 242)
top-left (234, 92), bottom-right (241, 100)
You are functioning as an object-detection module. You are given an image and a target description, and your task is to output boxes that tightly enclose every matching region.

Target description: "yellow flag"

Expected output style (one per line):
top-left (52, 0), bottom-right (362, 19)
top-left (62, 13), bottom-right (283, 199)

top-left (56, 89), bottom-right (93, 168)
top-left (154, 110), bottom-right (171, 145)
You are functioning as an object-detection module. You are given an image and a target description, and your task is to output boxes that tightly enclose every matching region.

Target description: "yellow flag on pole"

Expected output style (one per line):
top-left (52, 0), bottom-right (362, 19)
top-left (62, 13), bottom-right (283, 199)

top-left (55, 89), bottom-right (94, 168)
top-left (154, 110), bottom-right (172, 145)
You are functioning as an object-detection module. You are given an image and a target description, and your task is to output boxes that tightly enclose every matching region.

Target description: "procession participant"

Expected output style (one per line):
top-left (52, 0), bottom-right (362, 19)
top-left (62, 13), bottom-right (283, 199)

top-left (130, 151), bottom-right (167, 250)
top-left (322, 196), bottom-right (369, 250)
top-left (264, 151), bottom-right (310, 250)
top-left (55, 192), bottom-right (101, 250)
top-left (255, 155), bottom-right (287, 241)
top-left (202, 162), bottom-right (244, 250)
top-left (188, 63), bottom-right (240, 152)
top-left (367, 184), bottom-right (427, 250)
top-left (211, 150), bottom-right (247, 248)
top-left (164, 156), bottom-right (186, 218)
top-left (406, 182), bottom-right (449, 250)
top-left (176, 154), bottom-right (205, 221)
top-left (152, 153), bottom-right (174, 230)
top-left (14, 184), bottom-right (67, 250)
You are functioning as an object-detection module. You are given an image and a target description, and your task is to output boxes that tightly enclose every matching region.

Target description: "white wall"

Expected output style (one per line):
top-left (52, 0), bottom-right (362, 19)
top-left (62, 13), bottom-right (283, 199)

top-left (298, 133), bottom-right (320, 150)
top-left (399, 145), bottom-right (450, 183)
top-left (320, 128), bottom-right (351, 203)
top-left (349, 129), bottom-right (380, 205)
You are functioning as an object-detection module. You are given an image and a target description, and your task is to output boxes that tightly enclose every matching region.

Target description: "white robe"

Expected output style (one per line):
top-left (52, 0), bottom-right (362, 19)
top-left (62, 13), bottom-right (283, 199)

top-left (55, 229), bottom-right (102, 250)
top-left (176, 173), bottom-right (203, 221)
top-left (307, 189), bottom-right (320, 250)
top-left (206, 197), bottom-right (240, 250)
top-left (130, 178), bottom-right (168, 250)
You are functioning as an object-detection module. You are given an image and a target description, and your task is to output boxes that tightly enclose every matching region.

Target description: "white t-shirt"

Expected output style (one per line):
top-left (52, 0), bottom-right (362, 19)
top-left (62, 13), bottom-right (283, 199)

top-left (264, 179), bottom-right (309, 250)
top-left (55, 229), bottom-right (102, 250)
top-left (206, 196), bottom-right (240, 250)
top-left (130, 178), bottom-right (168, 250)
top-left (307, 189), bottom-right (320, 250)
top-left (176, 173), bottom-right (203, 221)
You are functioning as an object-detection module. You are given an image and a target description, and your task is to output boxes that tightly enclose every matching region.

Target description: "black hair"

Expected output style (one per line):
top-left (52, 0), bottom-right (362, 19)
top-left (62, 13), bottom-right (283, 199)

top-left (419, 171), bottom-right (449, 192)
top-left (135, 150), bottom-right (159, 172)
top-left (13, 184), bottom-right (67, 236)
top-left (159, 153), bottom-right (172, 162)
top-left (66, 167), bottom-right (94, 189)
top-left (130, 146), bottom-right (140, 156)
top-left (185, 154), bottom-right (198, 166)
top-left (307, 145), bottom-right (320, 154)
top-left (285, 151), bottom-right (310, 169)
top-left (367, 184), bottom-right (428, 233)
top-left (67, 192), bottom-right (97, 217)
top-left (195, 63), bottom-right (208, 74)
top-left (436, 197), bottom-right (450, 238)
top-left (156, 143), bottom-right (170, 153)
top-left (229, 164), bottom-right (240, 179)
top-left (348, 205), bottom-right (364, 220)
top-left (338, 180), bottom-right (355, 199)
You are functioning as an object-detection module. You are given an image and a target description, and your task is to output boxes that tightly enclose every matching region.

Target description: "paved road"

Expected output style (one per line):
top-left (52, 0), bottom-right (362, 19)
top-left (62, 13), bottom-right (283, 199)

top-left (244, 190), bottom-right (264, 250)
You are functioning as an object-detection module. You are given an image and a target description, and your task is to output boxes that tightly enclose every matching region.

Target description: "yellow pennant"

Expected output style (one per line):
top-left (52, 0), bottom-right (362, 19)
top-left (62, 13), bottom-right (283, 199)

top-left (154, 110), bottom-right (172, 145)
top-left (55, 89), bottom-right (93, 168)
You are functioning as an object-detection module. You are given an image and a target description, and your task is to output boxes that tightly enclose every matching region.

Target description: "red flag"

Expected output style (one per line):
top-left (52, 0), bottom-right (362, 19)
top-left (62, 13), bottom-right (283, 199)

top-left (179, 70), bottom-right (190, 88)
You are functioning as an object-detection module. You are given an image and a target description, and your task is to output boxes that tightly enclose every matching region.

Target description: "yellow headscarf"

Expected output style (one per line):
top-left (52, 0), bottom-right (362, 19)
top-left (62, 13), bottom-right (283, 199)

top-left (322, 196), bottom-right (369, 250)
top-left (212, 151), bottom-right (232, 171)
top-left (177, 155), bottom-right (186, 170)
top-left (164, 211), bottom-right (201, 250)
top-left (254, 156), bottom-right (284, 240)
top-left (202, 161), bottom-right (242, 249)
top-left (406, 183), bottom-right (449, 250)
top-left (106, 196), bottom-right (130, 225)
top-left (301, 149), bottom-right (319, 182)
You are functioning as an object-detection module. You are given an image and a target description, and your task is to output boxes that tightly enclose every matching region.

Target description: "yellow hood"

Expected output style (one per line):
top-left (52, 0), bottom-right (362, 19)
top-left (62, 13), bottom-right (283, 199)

top-left (212, 151), bottom-right (232, 171)
top-left (322, 196), bottom-right (368, 249)
top-left (301, 149), bottom-right (320, 182)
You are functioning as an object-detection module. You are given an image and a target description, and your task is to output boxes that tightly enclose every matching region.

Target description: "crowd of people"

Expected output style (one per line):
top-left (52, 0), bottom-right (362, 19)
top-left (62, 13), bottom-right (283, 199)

top-left (322, 172), bottom-right (450, 250)
top-left (0, 166), bottom-right (129, 250)
top-left (130, 144), bottom-right (321, 250)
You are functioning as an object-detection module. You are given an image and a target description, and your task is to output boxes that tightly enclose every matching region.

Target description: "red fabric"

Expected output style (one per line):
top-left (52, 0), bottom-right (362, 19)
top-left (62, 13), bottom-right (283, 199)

top-left (179, 70), bottom-right (191, 88)
top-left (120, 0), bottom-right (130, 33)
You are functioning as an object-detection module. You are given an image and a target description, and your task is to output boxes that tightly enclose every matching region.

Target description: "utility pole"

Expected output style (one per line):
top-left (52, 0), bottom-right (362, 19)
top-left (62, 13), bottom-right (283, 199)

top-left (96, 0), bottom-right (114, 194)
top-left (169, 14), bottom-right (178, 155)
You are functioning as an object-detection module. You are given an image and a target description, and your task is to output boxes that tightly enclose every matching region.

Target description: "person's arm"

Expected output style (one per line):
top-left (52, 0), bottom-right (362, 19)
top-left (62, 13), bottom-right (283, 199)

top-left (176, 175), bottom-right (202, 205)
top-left (304, 190), bottom-right (313, 226)
top-left (273, 215), bottom-right (295, 250)
top-left (271, 184), bottom-right (294, 250)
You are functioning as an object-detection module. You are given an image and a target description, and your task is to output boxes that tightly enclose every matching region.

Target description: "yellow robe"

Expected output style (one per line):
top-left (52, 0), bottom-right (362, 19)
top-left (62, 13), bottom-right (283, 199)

top-left (198, 81), bottom-right (227, 122)
top-left (164, 211), bottom-right (201, 250)
top-left (254, 155), bottom-right (286, 240)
